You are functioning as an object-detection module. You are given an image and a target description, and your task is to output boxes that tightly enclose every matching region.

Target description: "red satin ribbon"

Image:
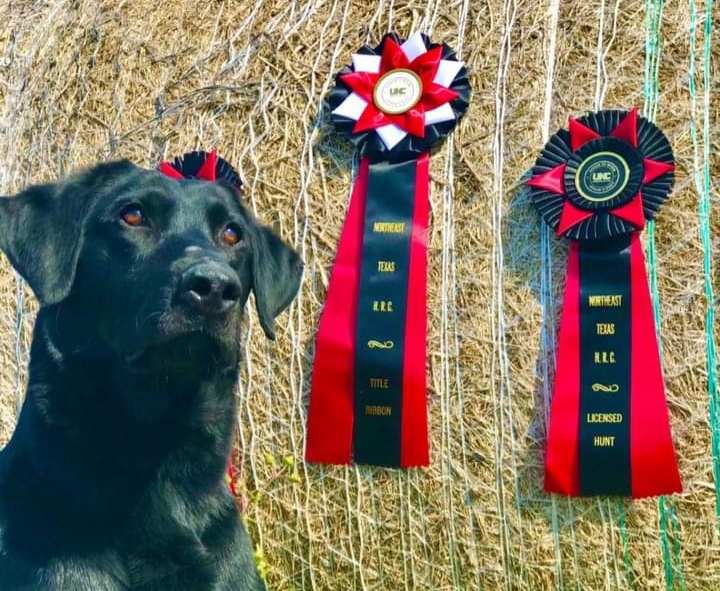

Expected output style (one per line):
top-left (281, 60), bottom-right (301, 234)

top-left (340, 38), bottom-right (458, 138)
top-left (544, 233), bottom-right (682, 497)
top-left (306, 155), bottom-right (430, 467)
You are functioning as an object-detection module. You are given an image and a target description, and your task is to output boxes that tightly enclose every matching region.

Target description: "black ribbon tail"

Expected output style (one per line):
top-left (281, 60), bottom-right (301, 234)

top-left (352, 158), bottom-right (416, 466)
top-left (578, 235), bottom-right (632, 495)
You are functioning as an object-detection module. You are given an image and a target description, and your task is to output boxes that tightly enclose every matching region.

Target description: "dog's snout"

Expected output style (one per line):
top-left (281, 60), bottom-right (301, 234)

top-left (179, 264), bottom-right (241, 316)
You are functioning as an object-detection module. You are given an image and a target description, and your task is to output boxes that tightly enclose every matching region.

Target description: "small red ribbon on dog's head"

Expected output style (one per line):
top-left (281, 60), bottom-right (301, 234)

top-left (159, 150), bottom-right (243, 196)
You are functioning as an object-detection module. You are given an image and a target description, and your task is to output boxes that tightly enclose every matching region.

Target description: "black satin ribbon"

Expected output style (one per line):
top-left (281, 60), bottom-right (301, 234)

top-left (578, 236), bottom-right (632, 495)
top-left (352, 158), bottom-right (416, 466)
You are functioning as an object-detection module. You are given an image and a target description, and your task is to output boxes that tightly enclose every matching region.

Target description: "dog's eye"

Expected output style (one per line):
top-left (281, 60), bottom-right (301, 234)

top-left (222, 224), bottom-right (242, 246)
top-left (121, 205), bottom-right (146, 227)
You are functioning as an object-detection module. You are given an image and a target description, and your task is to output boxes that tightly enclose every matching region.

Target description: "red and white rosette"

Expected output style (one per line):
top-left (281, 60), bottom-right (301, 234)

top-left (306, 33), bottom-right (469, 467)
top-left (328, 32), bottom-right (469, 155)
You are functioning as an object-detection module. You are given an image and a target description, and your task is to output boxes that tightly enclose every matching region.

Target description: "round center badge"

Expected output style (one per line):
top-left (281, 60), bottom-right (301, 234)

top-left (575, 151), bottom-right (630, 202)
top-left (562, 136), bottom-right (644, 213)
top-left (529, 108), bottom-right (675, 240)
top-left (373, 69), bottom-right (423, 115)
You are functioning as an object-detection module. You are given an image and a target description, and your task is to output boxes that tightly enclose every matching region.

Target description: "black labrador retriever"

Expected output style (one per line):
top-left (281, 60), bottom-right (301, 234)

top-left (0, 160), bottom-right (302, 590)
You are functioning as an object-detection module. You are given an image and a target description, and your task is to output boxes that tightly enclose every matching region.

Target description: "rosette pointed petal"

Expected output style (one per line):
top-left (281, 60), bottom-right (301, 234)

top-left (610, 107), bottom-right (638, 148)
top-left (400, 31), bottom-right (427, 61)
top-left (420, 83), bottom-right (459, 110)
top-left (610, 193), bottom-right (645, 229)
top-left (528, 164), bottom-right (566, 195)
top-left (195, 150), bottom-right (217, 181)
top-left (433, 59), bottom-right (464, 88)
top-left (642, 158), bottom-right (674, 184)
top-left (339, 71), bottom-right (378, 102)
top-left (569, 118), bottom-right (601, 152)
top-left (380, 37), bottom-right (410, 72)
top-left (410, 46), bottom-right (444, 87)
top-left (556, 201), bottom-right (594, 236)
top-left (391, 107), bottom-right (426, 138)
top-left (352, 53), bottom-right (381, 74)
top-left (159, 161), bottom-right (184, 179)
top-left (424, 103), bottom-right (456, 126)
top-left (332, 92), bottom-right (368, 121)
top-left (375, 124), bottom-right (408, 149)
top-left (352, 104), bottom-right (390, 133)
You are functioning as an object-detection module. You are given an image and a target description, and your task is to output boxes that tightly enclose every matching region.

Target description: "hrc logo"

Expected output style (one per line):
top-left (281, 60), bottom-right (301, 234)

top-left (575, 150), bottom-right (630, 202)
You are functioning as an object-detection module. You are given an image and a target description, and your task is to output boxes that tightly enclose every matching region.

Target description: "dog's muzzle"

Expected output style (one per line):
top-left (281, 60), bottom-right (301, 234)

top-left (178, 262), bottom-right (241, 316)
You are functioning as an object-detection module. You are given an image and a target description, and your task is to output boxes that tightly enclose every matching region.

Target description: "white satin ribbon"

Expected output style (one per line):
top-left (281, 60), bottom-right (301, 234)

top-left (331, 33), bottom-right (463, 149)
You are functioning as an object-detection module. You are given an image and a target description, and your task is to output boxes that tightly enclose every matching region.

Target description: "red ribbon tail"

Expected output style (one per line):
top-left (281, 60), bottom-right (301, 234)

top-left (305, 159), bottom-right (369, 464)
top-left (307, 156), bottom-right (430, 467)
top-left (400, 154), bottom-right (430, 467)
top-left (544, 242), bottom-right (581, 495)
top-left (545, 237), bottom-right (681, 497)
top-left (628, 233), bottom-right (682, 497)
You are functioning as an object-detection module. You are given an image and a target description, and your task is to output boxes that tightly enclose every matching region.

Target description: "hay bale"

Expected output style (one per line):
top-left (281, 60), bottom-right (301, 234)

top-left (0, 1), bottom-right (717, 589)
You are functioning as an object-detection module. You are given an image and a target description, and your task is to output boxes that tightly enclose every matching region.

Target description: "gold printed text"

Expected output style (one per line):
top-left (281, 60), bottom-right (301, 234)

top-left (588, 295), bottom-right (623, 307)
top-left (372, 300), bottom-right (394, 312)
top-left (365, 405), bottom-right (392, 416)
top-left (373, 222), bottom-right (406, 233)
top-left (586, 413), bottom-right (623, 423)
top-left (594, 351), bottom-right (616, 364)
top-left (596, 323), bottom-right (615, 335)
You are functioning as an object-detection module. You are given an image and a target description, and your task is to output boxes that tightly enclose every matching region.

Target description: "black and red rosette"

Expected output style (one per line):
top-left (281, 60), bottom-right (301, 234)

top-left (528, 108), bottom-right (682, 498)
top-left (158, 149), bottom-right (242, 496)
top-left (306, 33), bottom-right (469, 468)
top-left (529, 108), bottom-right (674, 240)
top-left (159, 150), bottom-right (243, 194)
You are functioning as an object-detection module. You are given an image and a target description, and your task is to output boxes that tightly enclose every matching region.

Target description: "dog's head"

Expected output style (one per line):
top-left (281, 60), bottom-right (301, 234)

top-left (0, 160), bottom-right (302, 361)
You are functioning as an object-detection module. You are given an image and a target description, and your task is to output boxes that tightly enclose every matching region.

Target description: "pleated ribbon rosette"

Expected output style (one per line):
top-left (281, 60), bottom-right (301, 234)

top-left (305, 32), bottom-right (470, 467)
top-left (529, 109), bottom-right (682, 497)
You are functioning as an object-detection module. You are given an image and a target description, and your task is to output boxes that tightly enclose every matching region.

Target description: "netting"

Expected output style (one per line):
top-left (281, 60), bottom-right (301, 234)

top-left (0, 1), bottom-right (717, 589)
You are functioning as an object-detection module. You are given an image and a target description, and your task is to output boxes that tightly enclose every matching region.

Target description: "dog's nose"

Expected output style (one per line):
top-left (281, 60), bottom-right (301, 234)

top-left (179, 264), bottom-right (241, 316)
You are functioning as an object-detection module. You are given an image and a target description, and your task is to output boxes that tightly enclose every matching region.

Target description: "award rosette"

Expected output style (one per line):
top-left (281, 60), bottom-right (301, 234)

top-left (305, 32), bottom-right (469, 467)
top-left (529, 108), bottom-right (682, 497)
top-left (158, 150), bottom-right (242, 192)
top-left (158, 149), bottom-right (242, 495)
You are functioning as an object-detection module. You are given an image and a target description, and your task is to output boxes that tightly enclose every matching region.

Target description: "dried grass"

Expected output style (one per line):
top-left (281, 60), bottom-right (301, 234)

top-left (0, 1), bottom-right (718, 590)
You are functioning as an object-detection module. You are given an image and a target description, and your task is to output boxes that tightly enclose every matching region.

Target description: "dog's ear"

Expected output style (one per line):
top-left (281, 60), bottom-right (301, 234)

top-left (0, 160), bottom-right (139, 305)
top-left (250, 224), bottom-right (303, 340)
